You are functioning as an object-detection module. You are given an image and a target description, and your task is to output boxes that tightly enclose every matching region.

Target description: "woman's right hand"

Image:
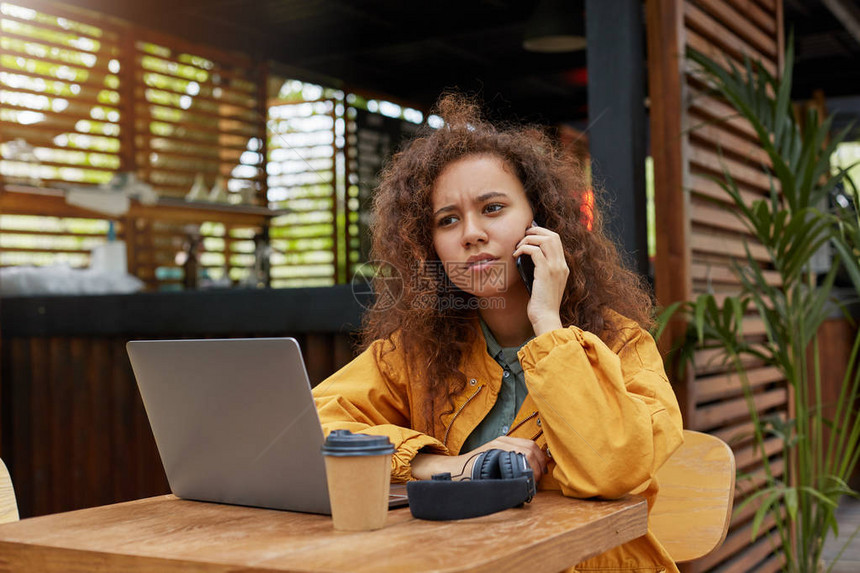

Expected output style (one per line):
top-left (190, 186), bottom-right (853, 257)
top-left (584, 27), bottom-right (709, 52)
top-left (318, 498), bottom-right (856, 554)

top-left (412, 436), bottom-right (548, 482)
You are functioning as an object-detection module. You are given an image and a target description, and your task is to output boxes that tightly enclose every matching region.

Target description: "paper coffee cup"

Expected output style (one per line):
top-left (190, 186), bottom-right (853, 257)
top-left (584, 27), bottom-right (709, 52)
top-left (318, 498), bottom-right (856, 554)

top-left (321, 430), bottom-right (395, 531)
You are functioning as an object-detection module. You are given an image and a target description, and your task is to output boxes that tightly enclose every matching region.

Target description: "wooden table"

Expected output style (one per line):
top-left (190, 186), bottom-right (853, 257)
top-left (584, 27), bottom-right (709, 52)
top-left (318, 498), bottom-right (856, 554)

top-left (0, 491), bottom-right (647, 572)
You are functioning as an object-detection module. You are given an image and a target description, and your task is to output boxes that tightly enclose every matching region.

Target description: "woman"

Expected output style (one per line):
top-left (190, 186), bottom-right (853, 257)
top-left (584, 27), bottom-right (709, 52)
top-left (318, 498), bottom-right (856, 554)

top-left (313, 94), bottom-right (683, 572)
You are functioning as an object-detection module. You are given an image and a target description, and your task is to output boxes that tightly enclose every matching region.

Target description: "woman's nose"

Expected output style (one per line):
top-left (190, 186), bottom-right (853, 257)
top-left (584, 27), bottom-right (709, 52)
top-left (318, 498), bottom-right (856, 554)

top-left (461, 216), bottom-right (488, 246)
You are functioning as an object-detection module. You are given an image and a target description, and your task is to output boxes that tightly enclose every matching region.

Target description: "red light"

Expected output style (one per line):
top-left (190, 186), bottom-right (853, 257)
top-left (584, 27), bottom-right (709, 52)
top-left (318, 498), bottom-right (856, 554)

top-left (564, 68), bottom-right (588, 86)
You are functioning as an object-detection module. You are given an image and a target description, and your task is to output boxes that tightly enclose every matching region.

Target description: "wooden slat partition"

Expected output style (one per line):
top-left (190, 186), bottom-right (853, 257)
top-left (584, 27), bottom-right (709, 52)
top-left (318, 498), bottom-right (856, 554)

top-left (647, 0), bottom-right (788, 570)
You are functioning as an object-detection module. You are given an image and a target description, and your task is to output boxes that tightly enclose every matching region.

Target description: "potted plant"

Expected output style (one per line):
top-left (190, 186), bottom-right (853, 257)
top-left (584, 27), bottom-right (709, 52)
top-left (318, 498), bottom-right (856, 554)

top-left (658, 39), bottom-right (860, 572)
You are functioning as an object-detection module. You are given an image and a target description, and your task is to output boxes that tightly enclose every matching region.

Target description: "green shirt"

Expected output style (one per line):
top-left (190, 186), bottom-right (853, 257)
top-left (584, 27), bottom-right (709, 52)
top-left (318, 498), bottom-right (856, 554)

top-left (460, 320), bottom-right (532, 453)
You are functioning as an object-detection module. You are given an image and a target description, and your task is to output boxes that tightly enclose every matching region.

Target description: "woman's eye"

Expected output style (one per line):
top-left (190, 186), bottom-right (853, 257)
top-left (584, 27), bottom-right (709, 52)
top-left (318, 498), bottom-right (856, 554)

top-left (437, 215), bottom-right (457, 227)
top-left (484, 203), bottom-right (504, 214)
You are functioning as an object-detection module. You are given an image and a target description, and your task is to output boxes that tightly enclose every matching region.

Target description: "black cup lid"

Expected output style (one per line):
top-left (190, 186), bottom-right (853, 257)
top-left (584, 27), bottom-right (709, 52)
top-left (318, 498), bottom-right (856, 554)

top-left (321, 429), bottom-right (395, 456)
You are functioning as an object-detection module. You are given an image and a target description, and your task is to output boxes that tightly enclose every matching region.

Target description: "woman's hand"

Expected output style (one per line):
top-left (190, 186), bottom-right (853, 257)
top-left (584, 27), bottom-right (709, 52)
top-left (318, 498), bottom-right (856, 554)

top-left (412, 436), bottom-right (548, 482)
top-left (512, 225), bottom-right (569, 335)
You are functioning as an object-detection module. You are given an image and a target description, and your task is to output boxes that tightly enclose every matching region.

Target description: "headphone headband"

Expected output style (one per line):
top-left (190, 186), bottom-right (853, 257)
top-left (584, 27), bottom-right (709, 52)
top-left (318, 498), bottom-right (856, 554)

top-left (407, 449), bottom-right (536, 520)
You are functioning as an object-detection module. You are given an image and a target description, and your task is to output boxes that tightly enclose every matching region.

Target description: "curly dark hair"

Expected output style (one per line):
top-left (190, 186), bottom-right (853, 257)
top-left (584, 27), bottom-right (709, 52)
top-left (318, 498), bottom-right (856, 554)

top-left (361, 93), bottom-right (654, 432)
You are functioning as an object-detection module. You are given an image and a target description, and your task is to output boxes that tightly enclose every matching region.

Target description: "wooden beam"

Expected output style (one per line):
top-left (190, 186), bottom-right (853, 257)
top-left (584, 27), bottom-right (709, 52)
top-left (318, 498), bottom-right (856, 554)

top-left (587, 0), bottom-right (649, 278)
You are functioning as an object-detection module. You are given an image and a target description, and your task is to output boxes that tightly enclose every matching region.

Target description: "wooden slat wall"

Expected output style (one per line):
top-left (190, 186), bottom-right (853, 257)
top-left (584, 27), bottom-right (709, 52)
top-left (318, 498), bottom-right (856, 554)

top-left (647, 0), bottom-right (787, 571)
top-left (0, 331), bottom-right (357, 519)
top-left (0, 0), bottom-right (349, 290)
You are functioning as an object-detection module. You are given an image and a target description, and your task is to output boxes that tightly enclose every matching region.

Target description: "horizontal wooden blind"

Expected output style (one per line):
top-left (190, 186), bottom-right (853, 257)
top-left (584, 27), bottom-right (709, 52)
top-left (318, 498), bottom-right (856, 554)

top-left (0, 211), bottom-right (105, 268)
top-left (346, 106), bottom-right (421, 278)
top-left (132, 32), bottom-right (266, 204)
top-left (126, 29), bottom-right (269, 289)
top-left (0, 0), bottom-right (268, 289)
top-left (0, 0), bottom-right (123, 187)
top-left (267, 98), bottom-right (340, 287)
top-left (0, 0), bottom-right (124, 273)
top-left (0, 0), bottom-right (422, 291)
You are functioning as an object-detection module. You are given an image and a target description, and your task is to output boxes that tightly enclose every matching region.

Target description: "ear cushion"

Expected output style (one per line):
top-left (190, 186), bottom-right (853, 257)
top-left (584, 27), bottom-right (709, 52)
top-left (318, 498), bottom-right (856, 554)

top-left (497, 450), bottom-right (516, 480)
top-left (476, 449), bottom-right (502, 480)
top-left (472, 449), bottom-right (533, 481)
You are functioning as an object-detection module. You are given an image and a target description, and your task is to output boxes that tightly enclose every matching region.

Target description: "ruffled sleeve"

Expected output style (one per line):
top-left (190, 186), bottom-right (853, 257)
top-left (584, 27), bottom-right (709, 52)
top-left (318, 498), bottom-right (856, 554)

top-left (518, 321), bottom-right (683, 499)
top-left (313, 339), bottom-right (448, 482)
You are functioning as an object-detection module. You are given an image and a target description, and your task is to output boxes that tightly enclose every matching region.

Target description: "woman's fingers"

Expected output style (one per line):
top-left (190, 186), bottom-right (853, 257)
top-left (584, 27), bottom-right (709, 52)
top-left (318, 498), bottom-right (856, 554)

top-left (514, 229), bottom-right (569, 333)
top-left (515, 233), bottom-right (566, 268)
top-left (474, 436), bottom-right (549, 482)
top-left (514, 232), bottom-right (568, 275)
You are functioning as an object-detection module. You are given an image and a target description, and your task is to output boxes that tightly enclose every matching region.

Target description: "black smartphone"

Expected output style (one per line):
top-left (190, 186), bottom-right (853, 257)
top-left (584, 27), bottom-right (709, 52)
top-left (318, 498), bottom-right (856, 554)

top-left (516, 251), bottom-right (536, 294)
top-left (516, 217), bottom-right (543, 294)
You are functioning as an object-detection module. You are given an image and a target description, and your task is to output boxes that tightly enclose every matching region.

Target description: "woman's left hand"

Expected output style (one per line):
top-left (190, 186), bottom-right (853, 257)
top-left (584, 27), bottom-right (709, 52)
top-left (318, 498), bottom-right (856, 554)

top-left (513, 225), bottom-right (569, 335)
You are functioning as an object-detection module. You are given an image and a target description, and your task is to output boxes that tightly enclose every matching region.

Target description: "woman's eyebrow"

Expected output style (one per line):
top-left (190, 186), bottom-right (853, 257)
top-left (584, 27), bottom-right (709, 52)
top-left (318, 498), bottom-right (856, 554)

top-left (476, 191), bottom-right (507, 203)
top-left (433, 192), bottom-right (509, 217)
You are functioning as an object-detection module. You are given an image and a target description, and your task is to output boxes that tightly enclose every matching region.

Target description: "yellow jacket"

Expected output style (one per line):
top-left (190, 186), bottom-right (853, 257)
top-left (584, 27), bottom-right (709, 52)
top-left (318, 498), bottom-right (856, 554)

top-left (313, 314), bottom-right (684, 572)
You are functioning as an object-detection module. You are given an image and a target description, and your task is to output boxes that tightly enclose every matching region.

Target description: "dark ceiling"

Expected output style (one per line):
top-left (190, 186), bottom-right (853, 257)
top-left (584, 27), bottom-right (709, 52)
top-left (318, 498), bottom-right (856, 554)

top-left (787, 0), bottom-right (860, 98)
top-left (65, 0), bottom-right (860, 129)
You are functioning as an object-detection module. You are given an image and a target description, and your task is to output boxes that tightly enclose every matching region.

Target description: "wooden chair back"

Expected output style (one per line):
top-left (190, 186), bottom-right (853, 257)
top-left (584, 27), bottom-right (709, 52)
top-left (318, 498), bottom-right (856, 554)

top-left (650, 430), bottom-right (735, 563)
top-left (1, 457), bottom-right (19, 523)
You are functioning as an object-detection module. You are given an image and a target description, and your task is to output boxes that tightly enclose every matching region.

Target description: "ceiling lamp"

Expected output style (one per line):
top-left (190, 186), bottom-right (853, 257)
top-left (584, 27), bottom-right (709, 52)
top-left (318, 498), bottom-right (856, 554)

top-left (523, 0), bottom-right (586, 53)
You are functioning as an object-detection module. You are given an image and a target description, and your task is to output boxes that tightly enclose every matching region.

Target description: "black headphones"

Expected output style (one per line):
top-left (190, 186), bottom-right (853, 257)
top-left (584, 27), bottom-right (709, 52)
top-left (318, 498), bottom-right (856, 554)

top-left (406, 449), bottom-right (536, 520)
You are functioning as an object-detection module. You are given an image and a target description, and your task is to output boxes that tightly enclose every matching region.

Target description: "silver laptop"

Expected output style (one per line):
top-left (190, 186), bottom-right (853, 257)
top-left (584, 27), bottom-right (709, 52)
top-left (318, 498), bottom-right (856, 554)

top-left (126, 337), bottom-right (408, 514)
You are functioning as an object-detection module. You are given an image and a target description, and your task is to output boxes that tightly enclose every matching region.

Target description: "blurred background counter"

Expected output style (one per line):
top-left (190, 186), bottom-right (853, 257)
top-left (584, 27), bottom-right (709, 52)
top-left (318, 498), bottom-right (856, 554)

top-left (0, 286), bottom-right (366, 518)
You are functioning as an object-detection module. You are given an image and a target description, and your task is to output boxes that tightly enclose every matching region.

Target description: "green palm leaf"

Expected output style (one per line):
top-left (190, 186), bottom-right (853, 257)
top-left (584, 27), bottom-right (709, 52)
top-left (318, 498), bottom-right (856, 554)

top-left (670, 37), bottom-right (860, 573)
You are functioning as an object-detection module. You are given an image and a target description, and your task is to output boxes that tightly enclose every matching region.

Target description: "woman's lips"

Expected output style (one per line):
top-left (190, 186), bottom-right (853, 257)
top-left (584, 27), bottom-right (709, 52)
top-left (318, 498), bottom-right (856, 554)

top-left (466, 257), bottom-right (499, 270)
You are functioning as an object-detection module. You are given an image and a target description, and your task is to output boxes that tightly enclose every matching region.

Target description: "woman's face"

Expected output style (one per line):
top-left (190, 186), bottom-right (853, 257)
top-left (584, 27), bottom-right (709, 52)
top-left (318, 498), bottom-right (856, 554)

top-left (431, 154), bottom-right (534, 298)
